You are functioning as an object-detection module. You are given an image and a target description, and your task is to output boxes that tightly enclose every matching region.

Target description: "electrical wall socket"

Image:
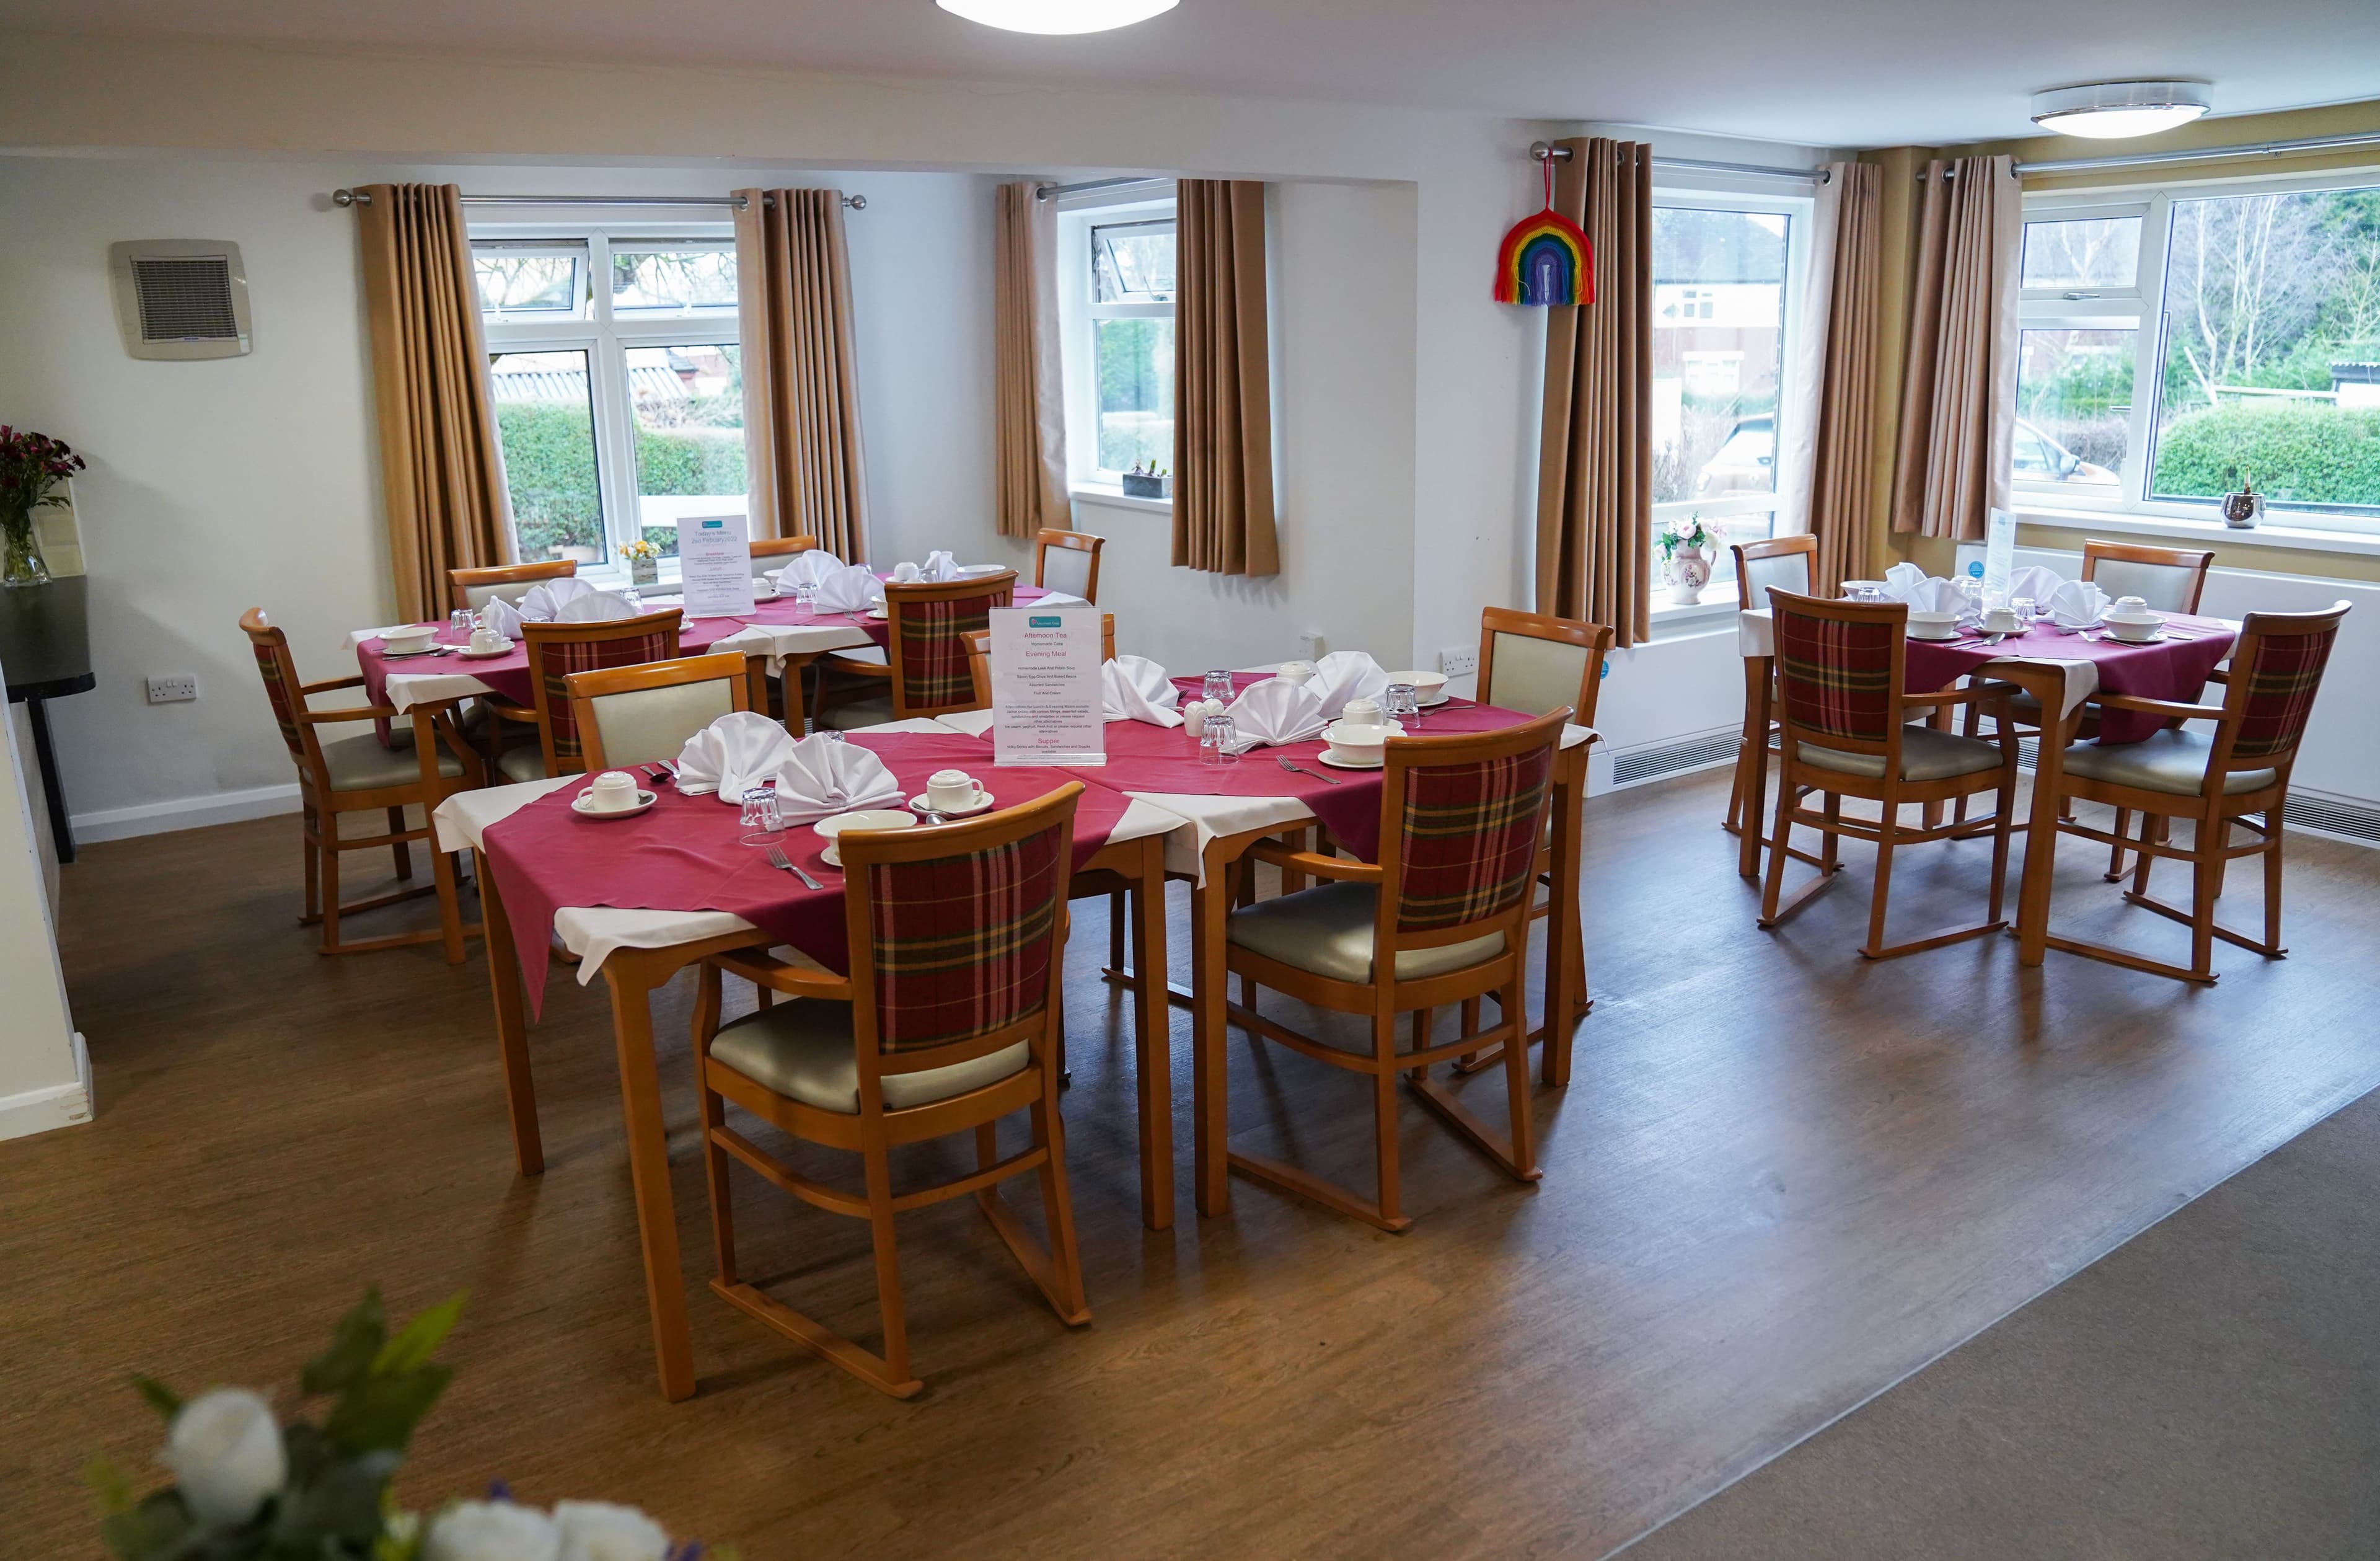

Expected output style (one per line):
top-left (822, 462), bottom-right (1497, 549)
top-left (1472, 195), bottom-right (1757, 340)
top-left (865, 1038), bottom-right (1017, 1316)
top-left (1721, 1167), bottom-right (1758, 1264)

top-left (1438, 647), bottom-right (1478, 678)
top-left (146, 674), bottom-right (199, 705)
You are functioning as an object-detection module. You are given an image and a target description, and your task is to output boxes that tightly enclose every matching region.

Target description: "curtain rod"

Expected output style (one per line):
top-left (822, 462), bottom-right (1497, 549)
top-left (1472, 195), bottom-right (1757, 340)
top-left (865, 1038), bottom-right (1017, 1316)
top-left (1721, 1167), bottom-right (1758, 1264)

top-left (1034, 175), bottom-right (1171, 202)
top-left (329, 190), bottom-right (867, 210)
top-left (1528, 141), bottom-right (1833, 185)
top-left (2011, 127), bottom-right (2380, 177)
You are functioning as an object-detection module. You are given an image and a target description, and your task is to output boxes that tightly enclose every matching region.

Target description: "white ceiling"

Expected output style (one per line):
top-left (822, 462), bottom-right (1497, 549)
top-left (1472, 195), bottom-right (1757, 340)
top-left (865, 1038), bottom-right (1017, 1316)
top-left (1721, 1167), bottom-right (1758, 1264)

top-left (8, 0), bottom-right (2378, 148)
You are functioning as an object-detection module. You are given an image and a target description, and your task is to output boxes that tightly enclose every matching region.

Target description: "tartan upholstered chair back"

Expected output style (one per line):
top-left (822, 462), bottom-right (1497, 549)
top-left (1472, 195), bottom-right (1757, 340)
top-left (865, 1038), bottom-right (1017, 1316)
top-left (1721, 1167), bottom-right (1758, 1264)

top-left (1378, 709), bottom-right (1566, 942)
top-left (840, 783), bottom-right (1084, 1081)
top-left (884, 571), bottom-right (1016, 718)
top-left (2218, 602), bottom-right (2351, 766)
top-left (240, 609), bottom-right (324, 776)
top-left (521, 609), bottom-right (684, 776)
top-left (1769, 588), bottom-right (1908, 749)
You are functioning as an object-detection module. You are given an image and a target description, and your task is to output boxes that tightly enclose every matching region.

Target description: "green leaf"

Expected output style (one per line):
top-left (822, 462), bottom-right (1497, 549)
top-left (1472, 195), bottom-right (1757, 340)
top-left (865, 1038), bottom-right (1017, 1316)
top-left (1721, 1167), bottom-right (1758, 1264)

top-left (99, 1488), bottom-right (193, 1561)
top-left (322, 1366), bottom-right (452, 1456)
top-left (369, 1293), bottom-right (465, 1377)
top-left (131, 1375), bottom-right (183, 1420)
top-left (84, 1455), bottom-right (138, 1516)
top-left (303, 1288), bottom-right (387, 1398)
top-left (271, 1449), bottom-right (401, 1549)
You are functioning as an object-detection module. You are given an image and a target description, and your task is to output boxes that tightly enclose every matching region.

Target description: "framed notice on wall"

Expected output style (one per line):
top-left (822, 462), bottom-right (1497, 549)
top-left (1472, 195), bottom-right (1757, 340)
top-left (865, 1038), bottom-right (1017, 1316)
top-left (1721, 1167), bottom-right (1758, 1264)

top-left (990, 606), bottom-right (1105, 767)
top-left (676, 513), bottom-right (755, 619)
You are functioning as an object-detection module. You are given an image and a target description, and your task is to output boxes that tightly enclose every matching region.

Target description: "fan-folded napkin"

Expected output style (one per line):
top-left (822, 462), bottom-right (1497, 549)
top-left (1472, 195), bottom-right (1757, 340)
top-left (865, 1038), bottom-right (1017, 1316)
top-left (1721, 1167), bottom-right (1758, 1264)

top-left (812, 562), bottom-right (886, 613)
top-left (2045, 578), bottom-right (2112, 628)
top-left (771, 550), bottom-right (842, 591)
top-left (1034, 591), bottom-right (1090, 608)
top-left (920, 550), bottom-right (959, 583)
top-left (1221, 677), bottom-right (1327, 753)
top-left (674, 712), bottom-right (904, 818)
top-left (552, 591), bottom-right (641, 624)
top-left (1103, 656), bottom-right (1183, 726)
top-left (1881, 565), bottom-right (1965, 614)
top-left (1309, 650), bottom-right (1391, 720)
top-left (2007, 564), bottom-right (2066, 605)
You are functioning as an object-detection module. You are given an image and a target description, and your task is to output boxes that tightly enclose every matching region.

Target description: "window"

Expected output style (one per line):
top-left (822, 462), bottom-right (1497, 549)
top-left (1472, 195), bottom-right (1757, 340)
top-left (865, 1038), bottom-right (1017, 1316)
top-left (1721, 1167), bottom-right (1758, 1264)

top-left (1651, 188), bottom-right (1812, 599)
top-left (1056, 192), bottom-right (1178, 494)
top-left (475, 232), bottom-right (746, 569)
top-left (2017, 175), bottom-right (2380, 533)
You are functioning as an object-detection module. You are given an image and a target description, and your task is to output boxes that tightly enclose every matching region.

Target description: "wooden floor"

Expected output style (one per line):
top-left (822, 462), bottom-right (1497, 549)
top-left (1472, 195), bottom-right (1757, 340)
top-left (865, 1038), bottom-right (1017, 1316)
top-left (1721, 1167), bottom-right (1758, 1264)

top-left (7, 769), bottom-right (2380, 1557)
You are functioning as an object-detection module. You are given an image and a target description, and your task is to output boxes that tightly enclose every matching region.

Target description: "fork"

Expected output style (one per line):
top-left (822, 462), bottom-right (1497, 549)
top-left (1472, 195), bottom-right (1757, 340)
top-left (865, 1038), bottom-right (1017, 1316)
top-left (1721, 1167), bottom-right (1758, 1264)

top-left (1277, 754), bottom-right (1341, 785)
top-left (765, 845), bottom-right (824, 891)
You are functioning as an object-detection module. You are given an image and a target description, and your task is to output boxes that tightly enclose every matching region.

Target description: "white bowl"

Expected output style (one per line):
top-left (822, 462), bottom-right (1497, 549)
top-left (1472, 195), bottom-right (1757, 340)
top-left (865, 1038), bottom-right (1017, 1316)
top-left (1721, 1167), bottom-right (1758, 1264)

top-left (1906, 611), bottom-right (1960, 640)
top-left (1390, 669), bottom-right (1449, 701)
top-left (382, 626), bottom-right (436, 653)
top-left (814, 808), bottom-right (917, 866)
top-left (2103, 612), bottom-right (2163, 642)
top-left (1322, 718), bottom-right (1404, 764)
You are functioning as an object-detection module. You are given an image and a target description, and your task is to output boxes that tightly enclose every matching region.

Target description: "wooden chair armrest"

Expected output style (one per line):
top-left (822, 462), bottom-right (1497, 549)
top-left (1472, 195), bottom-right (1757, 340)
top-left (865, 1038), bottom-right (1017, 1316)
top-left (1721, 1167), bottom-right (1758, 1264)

top-left (299, 674), bottom-right (368, 695)
top-left (822, 653), bottom-right (891, 679)
top-left (1248, 842), bottom-right (1385, 883)
top-left (2202, 668), bottom-right (2231, 684)
top-left (300, 704), bottom-right (399, 725)
top-left (488, 702), bottom-right (540, 725)
top-left (2092, 693), bottom-right (2226, 721)
top-left (711, 949), bottom-right (855, 1001)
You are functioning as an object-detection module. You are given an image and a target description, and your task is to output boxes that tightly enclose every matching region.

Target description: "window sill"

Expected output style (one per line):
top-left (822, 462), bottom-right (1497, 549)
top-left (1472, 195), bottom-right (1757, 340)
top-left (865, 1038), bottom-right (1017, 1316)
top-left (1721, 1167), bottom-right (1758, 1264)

top-left (2011, 502), bottom-right (2380, 562)
top-left (1070, 484), bottom-right (1173, 518)
top-left (1644, 586), bottom-right (1742, 641)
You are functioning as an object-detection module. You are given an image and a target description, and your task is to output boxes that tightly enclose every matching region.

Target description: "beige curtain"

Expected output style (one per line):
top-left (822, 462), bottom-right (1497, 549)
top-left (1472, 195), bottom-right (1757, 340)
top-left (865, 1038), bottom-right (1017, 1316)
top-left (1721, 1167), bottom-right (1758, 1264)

top-left (995, 182), bottom-right (1070, 539)
top-left (1776, 161), bottom-right (1885, 591)
top-left (356, 183), bottom-right (511, 622)
top-left (1172, 180), bottom-right (1279, 577)
top-left (1891, 155), bottom-right (2020, 541)
top-left (736, 188), bottom-right (870, 560)
top-left (1535, 138), bottom-right (1652, 647)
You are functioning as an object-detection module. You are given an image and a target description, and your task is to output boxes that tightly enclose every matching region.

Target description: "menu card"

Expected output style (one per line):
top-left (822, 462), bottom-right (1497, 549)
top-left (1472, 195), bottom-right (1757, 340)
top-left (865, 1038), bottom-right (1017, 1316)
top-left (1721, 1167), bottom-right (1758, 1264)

top-left (677, 513), bottom-right (755, 619)
top-left (1981, 506), bottom-right (2016, 604)
top-left (990, 606), bottom-right (1105, 767)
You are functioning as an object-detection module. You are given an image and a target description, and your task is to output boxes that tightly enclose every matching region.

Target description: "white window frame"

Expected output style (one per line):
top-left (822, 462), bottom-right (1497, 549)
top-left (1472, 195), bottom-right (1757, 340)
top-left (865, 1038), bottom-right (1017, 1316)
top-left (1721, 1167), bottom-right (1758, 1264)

top-left (474, 223), bottom-right (743, 580)
top-left (1648, 180), bottom-right (1815, 614)
top-left (2019, 165), bottom-right (2380, 540)
top-left (1055, 187), bottom-right (1178, 506)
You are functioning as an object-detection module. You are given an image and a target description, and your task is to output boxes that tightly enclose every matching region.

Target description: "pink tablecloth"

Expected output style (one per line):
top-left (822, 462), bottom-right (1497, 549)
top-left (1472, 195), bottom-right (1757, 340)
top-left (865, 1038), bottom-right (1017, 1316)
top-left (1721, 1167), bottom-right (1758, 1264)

top-left (481, 728), bottom-right (1119, 1017)
top-left (1903, 615), bottom-right (2235, 743)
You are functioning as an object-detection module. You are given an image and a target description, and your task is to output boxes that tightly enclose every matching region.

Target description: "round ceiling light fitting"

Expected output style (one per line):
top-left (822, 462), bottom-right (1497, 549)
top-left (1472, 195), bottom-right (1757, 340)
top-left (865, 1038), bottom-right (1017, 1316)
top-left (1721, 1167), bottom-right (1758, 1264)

top-left (2030, 80), bottom-right (2213, 139)
top-left (936, 0), bottom-right (1179, 33)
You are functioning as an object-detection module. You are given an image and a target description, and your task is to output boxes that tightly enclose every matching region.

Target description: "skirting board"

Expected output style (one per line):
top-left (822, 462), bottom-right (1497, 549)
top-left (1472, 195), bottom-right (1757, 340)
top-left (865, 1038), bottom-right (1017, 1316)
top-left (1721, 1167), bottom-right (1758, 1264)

top-left (0, 1031), bottom-right (93, 1143)
top-left (71, 781), bottom-right (301, 844)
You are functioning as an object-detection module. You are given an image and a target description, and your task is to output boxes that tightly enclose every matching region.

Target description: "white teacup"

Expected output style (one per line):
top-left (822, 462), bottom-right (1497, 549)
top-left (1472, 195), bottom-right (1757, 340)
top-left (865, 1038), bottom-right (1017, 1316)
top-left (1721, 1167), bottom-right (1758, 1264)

top-left (2111, 595), bottom-right (2149, 616)
top-left (926, 769), bottom-right (981, 811)
top-left (1342, 696), bottom-right (1383, 727)
top-left (892, 561), bottom-right (923, 583)
top-left (1982, 606), bottom-right (2023, 635)
top-left (1276, 660), bottom-right (1317, 684)
top-left (468, 626), bottom-right (508, 654)
top-left (583, 770), bottom-right (641, 812)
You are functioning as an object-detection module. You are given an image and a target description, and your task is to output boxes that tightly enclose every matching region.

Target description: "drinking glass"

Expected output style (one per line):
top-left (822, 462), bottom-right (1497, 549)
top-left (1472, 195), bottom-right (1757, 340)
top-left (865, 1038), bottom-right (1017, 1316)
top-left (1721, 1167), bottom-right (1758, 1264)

top-left (816, 728), bottom-right (846, 744)
top-left (1202, 668), bottom-right (1235, 705)
top-left (618, 587), bottom-right (644, 613)
top-left (1201, 713), bottom-right (1237, 765)
top-left (1955, 577), bottom-right (1985, 627)
top-left (737, 781), bottom-right (785, 845)
top-left (792, 582), bottom-right (818, 614)
top-left (447, 608), bottom-right (476, 640)
top-left (1384, 681), bottom-right (1421, 728)
top-left (2010, 596), bottom-right (2037, 630)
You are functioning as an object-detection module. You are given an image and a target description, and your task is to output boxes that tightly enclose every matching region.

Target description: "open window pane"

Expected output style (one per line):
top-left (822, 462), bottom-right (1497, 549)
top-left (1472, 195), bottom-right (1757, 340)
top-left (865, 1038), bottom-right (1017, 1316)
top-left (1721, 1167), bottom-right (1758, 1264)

top-left (1652, 206), bottom-right (1790, 505)
top-left (1092, 219), bottom-right (1176, 304)
top-left (2015, 327), bottom-right (2133, 487)
top-left (489, 350), bottom-right (607, 565)
top-left (474, 249), bottom-right (583, 317)
top-left (612, 248), bottom-right (738, 312)
top-left (1095, 317), bottom-right (1173, 474)
top-left (2149, 185), bottom-right (2380, 512)
top-left (627, 343), bottom-right (746, 557)
top-left (2021, 217), bottom-right (2141, 291)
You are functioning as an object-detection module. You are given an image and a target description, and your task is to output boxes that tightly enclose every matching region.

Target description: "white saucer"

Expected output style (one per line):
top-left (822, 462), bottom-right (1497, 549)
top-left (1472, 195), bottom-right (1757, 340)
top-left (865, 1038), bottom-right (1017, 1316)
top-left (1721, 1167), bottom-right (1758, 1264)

top-left (457, 641), bottom-right (516, 659)
top-left (573, 789), bottom-right (656, 819)
top-left (1317, 750), bottom-right (1384, 771)
top-left (1421, 692), bottom-right (1452, 707)
top-left (378, 643), bottom-right (446, 658)
top-left (1907, 628), bottom-right (1962, 642)
top-left (2105, 629), bottom-right (2165, 645)
top-left (910, 789), bottom-right (994, 818)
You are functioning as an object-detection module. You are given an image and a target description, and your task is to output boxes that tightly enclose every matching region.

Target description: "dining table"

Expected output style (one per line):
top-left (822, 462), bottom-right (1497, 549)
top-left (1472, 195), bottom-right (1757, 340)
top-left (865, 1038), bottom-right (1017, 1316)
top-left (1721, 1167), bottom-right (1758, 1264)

top-left (434, 719), bottom-right (1176, 1402)
top-left (1734, 606), bottom-right (2241, 965)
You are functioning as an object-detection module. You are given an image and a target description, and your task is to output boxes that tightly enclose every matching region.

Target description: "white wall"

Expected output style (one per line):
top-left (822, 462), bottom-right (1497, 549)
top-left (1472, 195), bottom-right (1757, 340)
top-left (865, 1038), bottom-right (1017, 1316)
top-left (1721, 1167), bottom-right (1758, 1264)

top-left (0, 677), bottom-right (89, 1141)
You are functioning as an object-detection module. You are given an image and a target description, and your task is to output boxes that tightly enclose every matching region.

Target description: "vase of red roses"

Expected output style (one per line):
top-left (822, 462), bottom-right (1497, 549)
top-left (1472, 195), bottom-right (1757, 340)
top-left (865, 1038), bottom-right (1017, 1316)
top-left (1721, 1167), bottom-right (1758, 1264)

top-left (1, 425), bottom-right (86, 588)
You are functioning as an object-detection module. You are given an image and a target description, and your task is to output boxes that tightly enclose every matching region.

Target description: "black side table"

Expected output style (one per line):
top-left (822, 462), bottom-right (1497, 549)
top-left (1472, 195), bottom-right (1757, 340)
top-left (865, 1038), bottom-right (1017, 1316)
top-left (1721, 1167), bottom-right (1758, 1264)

top-left (1, 576), bottom-right (95, 864)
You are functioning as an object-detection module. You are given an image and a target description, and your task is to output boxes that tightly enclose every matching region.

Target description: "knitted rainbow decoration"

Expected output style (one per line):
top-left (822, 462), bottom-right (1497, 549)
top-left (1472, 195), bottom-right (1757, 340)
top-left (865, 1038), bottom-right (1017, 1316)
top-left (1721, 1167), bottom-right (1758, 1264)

top-left (1495, 208), bottom-right (1593, 306)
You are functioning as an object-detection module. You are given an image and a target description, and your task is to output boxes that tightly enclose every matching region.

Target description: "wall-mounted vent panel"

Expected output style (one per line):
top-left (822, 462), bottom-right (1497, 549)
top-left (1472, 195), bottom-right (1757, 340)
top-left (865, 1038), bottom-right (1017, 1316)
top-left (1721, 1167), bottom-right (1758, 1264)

top-left (110, 241), bottom-right (252, 360)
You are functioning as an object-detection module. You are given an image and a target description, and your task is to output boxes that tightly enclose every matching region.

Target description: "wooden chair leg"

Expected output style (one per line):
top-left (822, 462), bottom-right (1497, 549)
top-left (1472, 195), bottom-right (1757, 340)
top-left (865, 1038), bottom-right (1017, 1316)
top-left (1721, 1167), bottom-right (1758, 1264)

top-left (861, 1145), bottom-right (914, 1392)
top-left (1372, 1009), bottom-right (1404, 1231)
top-left (693, 969), bottom-right (736, 1285)
top-left (430, 822), bottom-right (467, 965)
top-left (1861, 813), bottom-right (1898, 960)
top-left (1108, 889), bottom-right (1126, 973)
top-left (1821, 792), bottom-right (1843, 873)
top-left (2105, 807), bottom-right (2134, 880)
top-left (2190, 833), bottom-right (2219, 981)
top-left (319, 824), bottom-right (343, 953)
top-left (2211, 820), bottom-right (2231, 898)
top-left (387, 805), bottom-right (412, 880)
top-left (1724, 738), bottom-right (1749, 835)
top-left (2264, 807), bottom-right (2286, 955)
top-left (301, 809), bottom-right (321, 926)
top-left (2132, 815), bottom-right (2165, 898)
top-left (1500, 980), bottom-right (1535, 1179)
top-left (1988, 764), bottom-right (2016, 924)
top-left (1031, 1098), bottom-right (1091, 1324)
top-left (1760, 782), bottom-right (1796, 924)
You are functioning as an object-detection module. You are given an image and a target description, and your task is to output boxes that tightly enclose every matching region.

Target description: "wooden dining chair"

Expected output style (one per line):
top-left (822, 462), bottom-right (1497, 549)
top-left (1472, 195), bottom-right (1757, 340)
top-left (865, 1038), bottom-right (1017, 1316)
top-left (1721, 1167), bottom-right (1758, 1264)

top-left (749, 535), bottom-right (821, 560)
top-left (816, 570), bottom-right (1018, 729)
top-left (690, 784), bottom-right (1092, 1397)
top-left (1758, 590), bottom-right (2021, 959)
top-left (1217, 709), bottom-right (1568, 1231)
top-left (1724, 536), bottom-right (1816, 841)
top-left (2043, 601), bottom-right (2350, 984)
top-left (1034, 529), bottom-right (1104, 603)
top-left (491, 609), bottom-right (685, 782)
top-left (239, 609), bottom-right (484, 961)
top-left (564, 650), bottom-right (760, 772)
top-left (449, 560), bottom-right (577, 611)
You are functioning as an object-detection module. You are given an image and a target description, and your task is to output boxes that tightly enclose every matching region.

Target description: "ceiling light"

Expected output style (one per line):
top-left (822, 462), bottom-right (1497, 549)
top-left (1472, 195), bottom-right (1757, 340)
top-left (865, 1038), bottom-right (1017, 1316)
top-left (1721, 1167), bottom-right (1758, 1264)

top-left (2031, 81), bottom-right (2212, 139)
top-left (936, 0), bottom-right (1179, 33)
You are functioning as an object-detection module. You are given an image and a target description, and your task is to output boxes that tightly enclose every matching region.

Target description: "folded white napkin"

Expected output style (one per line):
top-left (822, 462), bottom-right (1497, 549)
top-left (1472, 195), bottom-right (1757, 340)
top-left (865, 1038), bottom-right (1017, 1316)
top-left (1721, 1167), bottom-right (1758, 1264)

top-left (920, 550), bottom-right (959, 583)
top-left (516, 576), bottom-right (599, 622)
top-left (674, 711), bottom-right (795, 802)
top-left (553, 590), bottom-right (640, 624)
top-left (1220, 676), bottom-right (1328, 753)
top-left (1881, 566), bottom-right (1965, 614)
top-left (2045, 578), bottom-right (2112, 629)
top-left (1102, 655), bottom-right (1184, 727)
top-left (1309, 650), bottom-right (1392, 720)
top-left (480, 596), bottom-right (525, 640)
top-left (1882, 562), bottom-right (1930, 600)
top-left (812, 562), bottom-right (886, 613)
top-left (2007, 564), bottom-right (2066, 606)
top-left (1034, 591), bottom-right (1090, 608)
top-left (771, 550), bottom-right (842, 591)
top-left (764, 732), bottom-right (905, 824)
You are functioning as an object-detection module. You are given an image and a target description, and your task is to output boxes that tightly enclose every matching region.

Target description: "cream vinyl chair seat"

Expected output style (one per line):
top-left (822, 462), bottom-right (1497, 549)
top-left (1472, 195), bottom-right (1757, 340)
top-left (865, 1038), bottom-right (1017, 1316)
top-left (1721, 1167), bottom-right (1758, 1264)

top-left (709, 1001), bottom-right (1031, 1115)
top-left (1228, 882), bottom-right (1506, 985)
top-left (2061, 730), bottom-right (2277, 797)
top-left (496, 746), bottom-right (549, 784)
top-left (1796, 725), bottom-right (2004, 783)
top-left (818, 696), bottom-right (899, 731)
top-left (321, 732), bottom-right (466, 791)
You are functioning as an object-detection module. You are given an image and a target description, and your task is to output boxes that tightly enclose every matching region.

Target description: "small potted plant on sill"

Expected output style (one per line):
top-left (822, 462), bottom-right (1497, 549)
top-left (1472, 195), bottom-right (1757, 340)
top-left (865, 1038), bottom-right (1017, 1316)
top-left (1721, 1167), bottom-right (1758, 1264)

top-left (1121, 461), bottom-right (1171, 501)
top-left (620, 536), bottom-right (663, 588)
top-left (0, 424), bottom-right (86, 588)
top-left (1657, 515), bottom-right (1722, 605)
